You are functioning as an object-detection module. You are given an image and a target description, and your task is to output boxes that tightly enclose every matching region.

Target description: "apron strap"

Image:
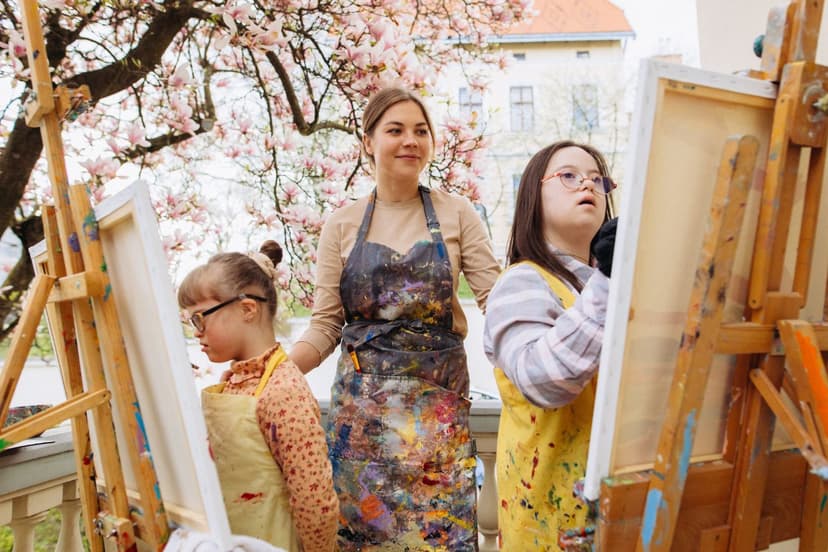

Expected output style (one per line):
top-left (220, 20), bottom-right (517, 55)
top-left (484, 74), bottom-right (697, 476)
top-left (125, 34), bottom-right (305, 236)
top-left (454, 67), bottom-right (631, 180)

top-left (254, 346), bottom-right (288, 397)
top-left (513, 260), bottom-right (576, 307)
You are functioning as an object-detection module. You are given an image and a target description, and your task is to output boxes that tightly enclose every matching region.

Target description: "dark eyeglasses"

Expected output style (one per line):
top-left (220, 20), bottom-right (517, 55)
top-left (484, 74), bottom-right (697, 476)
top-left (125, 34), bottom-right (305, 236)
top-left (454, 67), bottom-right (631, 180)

top-left (188, 294), bottom-right (267, 332)
top-left (542, 171), bottom-right (616, 195)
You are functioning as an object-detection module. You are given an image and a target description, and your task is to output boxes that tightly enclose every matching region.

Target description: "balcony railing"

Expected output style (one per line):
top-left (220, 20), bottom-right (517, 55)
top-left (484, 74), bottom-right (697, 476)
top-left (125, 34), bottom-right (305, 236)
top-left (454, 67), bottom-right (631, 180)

top-left (0, 428), bottom-right (84, 552)
top-left (1, 401), bottom-right (502, 551)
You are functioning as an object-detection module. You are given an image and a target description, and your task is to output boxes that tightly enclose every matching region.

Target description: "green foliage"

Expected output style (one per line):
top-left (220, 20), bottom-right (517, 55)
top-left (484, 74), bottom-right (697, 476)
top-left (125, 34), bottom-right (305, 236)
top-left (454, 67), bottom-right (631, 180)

top-left (0, 526), bottom-right (12, 551)
top-left (0, 316), bottom-right (55, 362)
top-left (458, 275), bottom-right (473, 299)
top-left (0, 508), bottom-right (86, 552)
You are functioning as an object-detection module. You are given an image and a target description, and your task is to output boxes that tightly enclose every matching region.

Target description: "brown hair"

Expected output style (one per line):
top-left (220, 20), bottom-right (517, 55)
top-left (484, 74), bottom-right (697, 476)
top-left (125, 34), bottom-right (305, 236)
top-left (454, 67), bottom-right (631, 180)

top-left (178, 240), bottom-right (283, 319)
top-left (361, 87), bottom-right (436, 168)
top-left (506, 141), bottom-right (615, 292)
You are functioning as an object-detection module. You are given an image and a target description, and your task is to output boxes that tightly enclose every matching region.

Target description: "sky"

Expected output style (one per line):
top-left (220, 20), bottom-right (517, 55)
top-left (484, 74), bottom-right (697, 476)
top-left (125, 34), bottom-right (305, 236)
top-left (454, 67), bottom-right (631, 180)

top-left (613, 0), bottom-right (701, 68)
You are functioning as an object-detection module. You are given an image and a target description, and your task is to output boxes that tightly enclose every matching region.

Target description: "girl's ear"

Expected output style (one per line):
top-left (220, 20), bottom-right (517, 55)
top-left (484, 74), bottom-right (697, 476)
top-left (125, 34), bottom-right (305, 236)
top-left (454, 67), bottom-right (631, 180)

top-left (363, 133), bottom-right (373, 156)
top-left (240, 297), bottom-right (260, 322)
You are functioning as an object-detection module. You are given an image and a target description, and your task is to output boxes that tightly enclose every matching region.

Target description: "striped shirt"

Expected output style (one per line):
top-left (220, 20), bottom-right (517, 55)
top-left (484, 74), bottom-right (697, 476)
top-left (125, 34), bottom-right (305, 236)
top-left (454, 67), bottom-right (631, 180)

top-left (483, 254), bottom-right (609, 408)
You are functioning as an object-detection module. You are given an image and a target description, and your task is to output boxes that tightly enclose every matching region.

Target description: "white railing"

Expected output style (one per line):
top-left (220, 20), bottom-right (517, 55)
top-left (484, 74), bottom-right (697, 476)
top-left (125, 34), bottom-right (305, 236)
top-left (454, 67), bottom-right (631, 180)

top-left (2, 403), bottom-right (503, 551)
top-left (470, 399), bottom-right (501, 551)
top-left (0, 428), bottom-right (84, 552)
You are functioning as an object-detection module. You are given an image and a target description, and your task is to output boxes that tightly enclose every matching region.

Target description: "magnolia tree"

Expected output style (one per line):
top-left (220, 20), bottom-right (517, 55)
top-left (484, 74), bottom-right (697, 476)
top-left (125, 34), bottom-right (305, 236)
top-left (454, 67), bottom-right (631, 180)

top-left (0, 0), bottom-right (533, 340)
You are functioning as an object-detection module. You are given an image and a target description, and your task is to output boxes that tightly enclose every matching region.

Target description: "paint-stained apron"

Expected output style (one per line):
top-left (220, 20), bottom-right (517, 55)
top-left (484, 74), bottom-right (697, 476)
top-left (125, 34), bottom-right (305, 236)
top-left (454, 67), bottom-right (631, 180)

top-left (494, 262), bottom-right (596, 551)
top-left (328, 186), bottom-right (478, 551)
top-left (202, 348), bottom-right (300, 551)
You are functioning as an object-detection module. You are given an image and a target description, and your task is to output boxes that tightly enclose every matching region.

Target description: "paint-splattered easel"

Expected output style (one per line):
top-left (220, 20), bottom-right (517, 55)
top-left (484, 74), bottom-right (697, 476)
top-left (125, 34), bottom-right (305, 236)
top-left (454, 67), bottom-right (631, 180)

top-left (596, 1), bottom-right (828, 551)
top-left (0, 1), bottom-right (169, 550)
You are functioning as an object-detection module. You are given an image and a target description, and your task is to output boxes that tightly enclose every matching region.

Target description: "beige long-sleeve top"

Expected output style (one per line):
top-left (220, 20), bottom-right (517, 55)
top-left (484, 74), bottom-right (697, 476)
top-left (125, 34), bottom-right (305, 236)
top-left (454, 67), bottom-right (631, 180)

top-left (298, 188), bottom-right (502, 361)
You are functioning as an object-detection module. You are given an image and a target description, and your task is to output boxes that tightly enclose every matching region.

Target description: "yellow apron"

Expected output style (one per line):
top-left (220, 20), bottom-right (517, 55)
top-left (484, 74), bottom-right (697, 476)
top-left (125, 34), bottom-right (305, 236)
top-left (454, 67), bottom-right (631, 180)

top-left (494, 262), bottom-right (596, 551)
top-left (202, 348), bottom-right (300, 551)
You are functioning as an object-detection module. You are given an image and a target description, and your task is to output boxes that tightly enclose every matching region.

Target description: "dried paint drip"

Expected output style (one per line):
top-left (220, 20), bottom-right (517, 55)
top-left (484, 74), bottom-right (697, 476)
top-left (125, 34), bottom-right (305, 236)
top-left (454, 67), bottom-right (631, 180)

top-left (68, 232), bottom-right (81, 252)
top-left (237, 492), bottom-right (264, 502)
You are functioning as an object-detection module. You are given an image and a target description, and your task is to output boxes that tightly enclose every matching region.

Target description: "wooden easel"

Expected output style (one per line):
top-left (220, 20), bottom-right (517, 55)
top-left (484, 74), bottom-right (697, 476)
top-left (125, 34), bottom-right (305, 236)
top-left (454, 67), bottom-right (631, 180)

top-left (597, 1), bottom-right (828, 550)
top-left (0, 1), bottom-right (170, 550)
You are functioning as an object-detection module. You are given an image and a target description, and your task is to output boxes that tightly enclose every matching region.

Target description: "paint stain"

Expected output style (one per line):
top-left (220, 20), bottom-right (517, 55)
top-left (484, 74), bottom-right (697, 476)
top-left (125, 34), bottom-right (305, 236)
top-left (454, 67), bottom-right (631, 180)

top-left (83, 213), bottom-right (99, 241)
top-left (359, 494), bottom-right (385, 521)
top-left (679, 410), bottom-right (697, 485)
top-left (83, 453), bottom-right (93, 466)
top-left (530, 413), bottom-right (536, 424)
top-left (519, 498), bottom-right (534, 510)
top-left (422, 475), bottom-right (440, 486)
top-left (239, 492), bottom-right (263, 502)
top-left (821, 494), bottom-right (827, 513)
top-left (531, 450), bottom-right (539, 479)
top-left (501, 499), bottom-right (508, 510)
top-left (520, 479), bottom-right (532, 490)
top-left (0, 438), bottom-right (7, 452)
top-left (68, 232), bottom-right (81, 252)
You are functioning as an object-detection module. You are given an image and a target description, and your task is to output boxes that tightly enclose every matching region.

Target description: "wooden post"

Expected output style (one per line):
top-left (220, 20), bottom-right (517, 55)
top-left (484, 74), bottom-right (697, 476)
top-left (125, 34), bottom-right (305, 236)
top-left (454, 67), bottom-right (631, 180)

top-left (635, 136), bottom-right (758, 551)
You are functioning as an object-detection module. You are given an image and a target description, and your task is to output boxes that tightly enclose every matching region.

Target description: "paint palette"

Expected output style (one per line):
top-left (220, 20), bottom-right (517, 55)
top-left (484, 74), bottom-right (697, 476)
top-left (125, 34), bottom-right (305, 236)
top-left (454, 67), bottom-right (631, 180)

top-left (4, 403), bottom-right (52, 436)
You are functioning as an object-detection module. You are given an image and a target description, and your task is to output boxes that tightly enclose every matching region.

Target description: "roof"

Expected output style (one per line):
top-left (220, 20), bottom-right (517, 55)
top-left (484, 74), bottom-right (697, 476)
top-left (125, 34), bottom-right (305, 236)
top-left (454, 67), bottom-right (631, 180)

top-left (496, 0), bottom-right (635, 43)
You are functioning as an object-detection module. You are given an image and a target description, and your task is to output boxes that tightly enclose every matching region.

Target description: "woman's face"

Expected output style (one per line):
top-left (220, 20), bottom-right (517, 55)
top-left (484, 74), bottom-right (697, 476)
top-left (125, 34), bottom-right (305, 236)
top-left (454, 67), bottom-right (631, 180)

top-left (540, 146), bottom-right (607, 248)
top-left (363, 100), bottom-right (433, 184)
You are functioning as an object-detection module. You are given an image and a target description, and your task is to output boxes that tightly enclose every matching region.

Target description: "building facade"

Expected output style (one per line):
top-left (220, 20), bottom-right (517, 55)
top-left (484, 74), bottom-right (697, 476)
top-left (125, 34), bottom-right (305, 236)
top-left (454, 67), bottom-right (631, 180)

top-left (436, 0), bottom-right (634, 257)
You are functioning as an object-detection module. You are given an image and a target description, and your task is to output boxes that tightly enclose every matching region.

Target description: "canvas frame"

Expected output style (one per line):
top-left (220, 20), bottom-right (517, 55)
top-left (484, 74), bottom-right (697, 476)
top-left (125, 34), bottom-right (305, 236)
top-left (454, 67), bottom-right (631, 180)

top-left (583, 59), bottom-right (828, 500)
top-left (30, 181), bottom-right (233, 547)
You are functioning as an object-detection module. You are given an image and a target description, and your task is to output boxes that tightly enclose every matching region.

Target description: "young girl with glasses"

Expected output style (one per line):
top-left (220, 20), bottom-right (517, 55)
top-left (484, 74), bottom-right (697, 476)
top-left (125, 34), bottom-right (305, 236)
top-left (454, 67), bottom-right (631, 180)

top-left (178, 241), bottom-right (337, 552)
top-left (483, 141), bottom-right (618, 551)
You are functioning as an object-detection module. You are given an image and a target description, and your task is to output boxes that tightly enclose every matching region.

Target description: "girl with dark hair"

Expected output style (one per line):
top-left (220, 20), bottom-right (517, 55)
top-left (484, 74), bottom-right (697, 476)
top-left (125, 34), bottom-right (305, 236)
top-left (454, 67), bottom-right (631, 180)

top-left (290, 87), bottom-right (501, 550)
top-left (179, 241), bottom-right (338, 551)
top-left (483, 141), bottom-right (618, 550)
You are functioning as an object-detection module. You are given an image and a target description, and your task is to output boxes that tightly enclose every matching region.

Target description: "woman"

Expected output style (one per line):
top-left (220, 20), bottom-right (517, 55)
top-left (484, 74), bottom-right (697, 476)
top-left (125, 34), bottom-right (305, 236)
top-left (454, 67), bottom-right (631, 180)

top-left (290, 87), bottom-right (501, 551)
top-left (483, 141), bottom-right (617, 551)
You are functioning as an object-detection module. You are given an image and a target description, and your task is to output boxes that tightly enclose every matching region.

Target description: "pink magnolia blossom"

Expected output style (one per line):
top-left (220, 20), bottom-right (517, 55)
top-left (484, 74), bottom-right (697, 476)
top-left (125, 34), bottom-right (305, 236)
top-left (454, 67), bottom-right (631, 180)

top-left (80, 156), bottom-right (120, 180)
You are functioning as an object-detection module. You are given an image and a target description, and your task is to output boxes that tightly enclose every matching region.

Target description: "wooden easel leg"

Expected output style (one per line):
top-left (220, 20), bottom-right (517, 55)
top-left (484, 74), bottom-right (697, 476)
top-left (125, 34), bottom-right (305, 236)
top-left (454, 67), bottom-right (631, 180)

top-left (794, 146), bottom-right (826, 302)
top-left (635, 135), bottom-right (758, 552)
top-left (723, 355), bottom-right (753, 463)
top-left (766, 146), bottom-right (800, 296)
top-left (800, 473), bottom-right (828, 551)
top-left (41, 206), bottom-right (104, 552)
top-left (0, 274), bottom-right (55, 424)
top-left (68, 185), bottom-right (169, 548)
top-left (728, 354), bottom-right (784, 552)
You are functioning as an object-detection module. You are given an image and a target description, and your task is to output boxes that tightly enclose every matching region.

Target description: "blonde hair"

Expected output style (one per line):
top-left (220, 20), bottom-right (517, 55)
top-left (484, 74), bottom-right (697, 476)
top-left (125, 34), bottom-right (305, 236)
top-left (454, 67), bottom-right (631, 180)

top-left (178, 240), bottom-right (283, 319)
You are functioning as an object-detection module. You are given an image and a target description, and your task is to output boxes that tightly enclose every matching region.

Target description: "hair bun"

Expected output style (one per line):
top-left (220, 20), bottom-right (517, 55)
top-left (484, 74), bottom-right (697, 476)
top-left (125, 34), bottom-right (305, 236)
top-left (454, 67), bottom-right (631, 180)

top-left (260, 240), bottom-right (283, 266)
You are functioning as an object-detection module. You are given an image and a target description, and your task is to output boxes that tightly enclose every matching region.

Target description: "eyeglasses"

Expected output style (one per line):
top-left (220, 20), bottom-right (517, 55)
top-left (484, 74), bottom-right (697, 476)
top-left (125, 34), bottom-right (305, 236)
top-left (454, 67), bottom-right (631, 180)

top-left (188, 294), bottom-right (267, 332)
top-left (543, 171), bottom-right (616, 195)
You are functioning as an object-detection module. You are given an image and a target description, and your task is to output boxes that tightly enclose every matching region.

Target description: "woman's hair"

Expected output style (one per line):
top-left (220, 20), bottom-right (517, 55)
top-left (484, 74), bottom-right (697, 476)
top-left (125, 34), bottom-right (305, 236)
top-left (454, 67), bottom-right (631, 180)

top-left (178, 240), bottom-right (283, 319)
top-left (506, 140), bottom-right (615, 292)
top-left (361, 87), bottom-right (436, 168)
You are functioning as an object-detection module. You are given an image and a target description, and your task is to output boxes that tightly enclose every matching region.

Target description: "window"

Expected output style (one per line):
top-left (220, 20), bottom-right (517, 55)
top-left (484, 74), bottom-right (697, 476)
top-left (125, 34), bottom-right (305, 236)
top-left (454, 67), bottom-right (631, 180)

top-left (510, 86), bottom-right (533, 132)
top-left (458, 87), bottom-right (483, 120)
top-left (572, 84), bottom-right (599, 131)
top-left (513, 52), bottom-right (526, 61)
top-left (576, 50), bottom-right (590, 59)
